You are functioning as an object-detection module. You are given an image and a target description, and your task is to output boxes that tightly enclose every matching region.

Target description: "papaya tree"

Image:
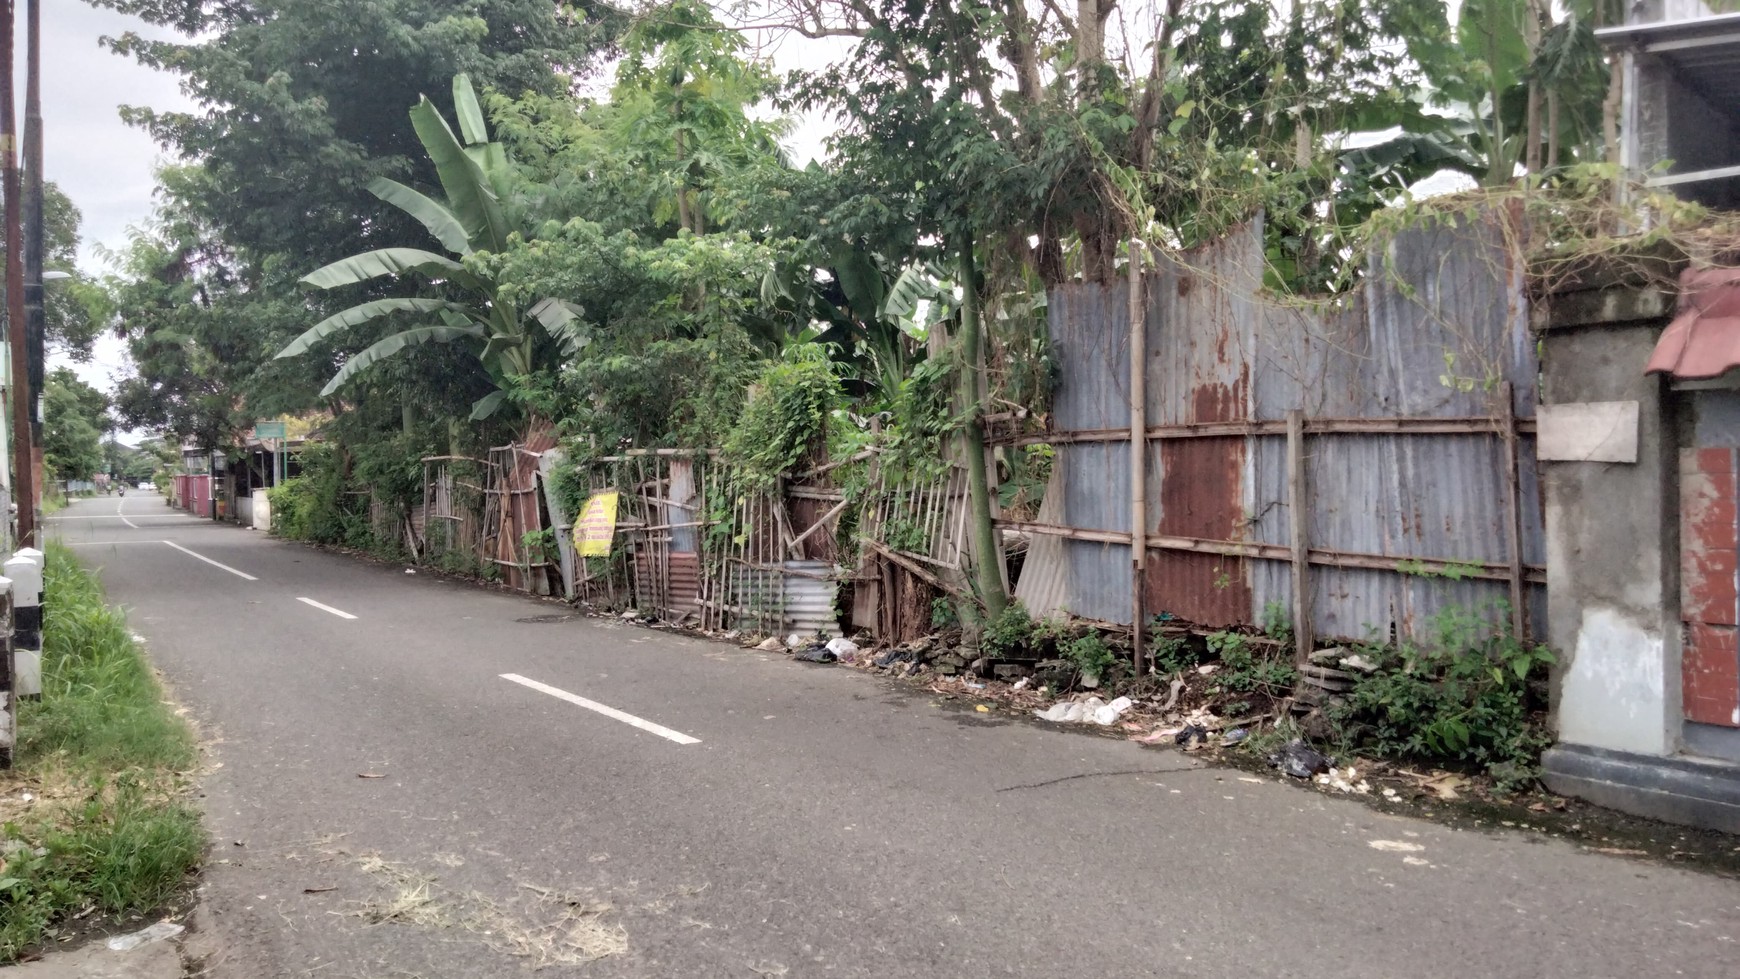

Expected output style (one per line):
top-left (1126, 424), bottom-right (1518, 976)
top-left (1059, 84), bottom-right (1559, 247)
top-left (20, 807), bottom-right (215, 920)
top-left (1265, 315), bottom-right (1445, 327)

top-left (275, 74), bottom-right (589, 420)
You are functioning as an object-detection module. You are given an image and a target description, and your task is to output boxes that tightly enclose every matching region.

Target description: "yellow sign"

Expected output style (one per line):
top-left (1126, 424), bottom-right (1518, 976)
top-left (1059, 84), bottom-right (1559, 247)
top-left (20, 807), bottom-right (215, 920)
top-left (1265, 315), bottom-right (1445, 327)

top-left (573, 492), bottom-right (619, 557)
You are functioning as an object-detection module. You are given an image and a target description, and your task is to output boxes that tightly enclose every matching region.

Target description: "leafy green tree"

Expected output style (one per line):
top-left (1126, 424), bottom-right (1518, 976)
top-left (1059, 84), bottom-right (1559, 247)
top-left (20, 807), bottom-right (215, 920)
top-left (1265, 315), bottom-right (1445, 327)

top-left (92, 0), bottom-right (619, 267)
top-left (0, 181), bottom-right (105, 360)
top-left (274, 75), bottom-right (590, 420)
top-left (43, 368), bottom-right (109, 482)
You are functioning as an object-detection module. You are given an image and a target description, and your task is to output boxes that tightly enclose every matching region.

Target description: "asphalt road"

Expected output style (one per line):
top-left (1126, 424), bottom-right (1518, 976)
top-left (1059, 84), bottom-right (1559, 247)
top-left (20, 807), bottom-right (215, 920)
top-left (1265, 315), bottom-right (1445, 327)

top-left (47, 492), bottom-right (1740, 978)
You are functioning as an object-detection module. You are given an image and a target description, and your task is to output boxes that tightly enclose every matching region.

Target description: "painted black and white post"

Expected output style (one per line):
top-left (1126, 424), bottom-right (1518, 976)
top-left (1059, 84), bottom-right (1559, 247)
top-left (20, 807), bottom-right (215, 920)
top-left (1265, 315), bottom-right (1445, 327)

top-left (0, 575), bottom-right (14, 769)
top-left (7, 548), bottom-right (40, 698)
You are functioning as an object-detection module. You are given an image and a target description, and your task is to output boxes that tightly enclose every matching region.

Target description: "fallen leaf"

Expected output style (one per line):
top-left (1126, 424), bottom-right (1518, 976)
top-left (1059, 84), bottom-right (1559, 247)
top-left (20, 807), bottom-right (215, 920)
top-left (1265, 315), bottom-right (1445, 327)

top-left (1402, 856), bottom-right (1430, 867)
top-left (1587, 846), bottom-right (1647, 856)
top-left (975, 705), bottom-right (990, 713)
top-left (1422, 774), bottom-right (1467, 801)
top-left (303, 885), bottom-right (337, 894)
top-left (357, 773), bottom-right (386, 779)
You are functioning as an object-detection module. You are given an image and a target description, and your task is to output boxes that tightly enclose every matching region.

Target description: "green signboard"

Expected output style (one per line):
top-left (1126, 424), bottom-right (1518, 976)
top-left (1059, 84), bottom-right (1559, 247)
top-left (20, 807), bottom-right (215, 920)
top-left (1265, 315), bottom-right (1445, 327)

top-left (254, 420), bottom-right (287, 441)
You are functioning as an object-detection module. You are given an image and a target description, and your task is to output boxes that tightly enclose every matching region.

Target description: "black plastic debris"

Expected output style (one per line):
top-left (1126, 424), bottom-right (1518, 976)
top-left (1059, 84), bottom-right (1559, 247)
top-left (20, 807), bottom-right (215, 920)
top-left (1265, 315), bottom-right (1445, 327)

top-left (1268, 738), bottom-right (1332, 778)
top-left (874, 647), bottom-right (908, 668)
top-left (1174, 724), bottom-right (1209, 748)
top-left (795, 645), bottom-right (837, 664)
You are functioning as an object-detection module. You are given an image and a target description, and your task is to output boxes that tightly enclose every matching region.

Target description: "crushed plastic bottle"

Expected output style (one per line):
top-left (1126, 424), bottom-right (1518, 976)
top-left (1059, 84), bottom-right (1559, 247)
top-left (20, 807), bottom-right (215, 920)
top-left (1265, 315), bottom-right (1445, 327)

top-left (107, 921), bottom-right (184, 952)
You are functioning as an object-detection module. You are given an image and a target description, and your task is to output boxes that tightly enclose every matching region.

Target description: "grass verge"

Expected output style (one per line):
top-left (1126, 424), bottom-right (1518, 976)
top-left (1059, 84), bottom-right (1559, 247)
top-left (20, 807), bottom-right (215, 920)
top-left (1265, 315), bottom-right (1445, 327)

top-left (0, 542), bottom-right (203, 962)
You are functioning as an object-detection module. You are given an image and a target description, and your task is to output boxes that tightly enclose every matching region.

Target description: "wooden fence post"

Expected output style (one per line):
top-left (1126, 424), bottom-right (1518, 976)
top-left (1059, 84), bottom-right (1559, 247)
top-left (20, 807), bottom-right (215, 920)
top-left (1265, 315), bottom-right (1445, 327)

top-left (1287, 409), bottom-right (1313, 664)
top-left (1499, 382), bottom-right (1527, 639)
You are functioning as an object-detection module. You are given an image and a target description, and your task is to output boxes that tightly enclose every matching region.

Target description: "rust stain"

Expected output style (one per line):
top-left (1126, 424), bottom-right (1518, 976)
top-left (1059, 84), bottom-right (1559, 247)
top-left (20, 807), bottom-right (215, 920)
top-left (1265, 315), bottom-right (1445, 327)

top-left (1146, 378), bottom-right (1252, 628)
top-left (1681, 446), bottom-right (1740, 727)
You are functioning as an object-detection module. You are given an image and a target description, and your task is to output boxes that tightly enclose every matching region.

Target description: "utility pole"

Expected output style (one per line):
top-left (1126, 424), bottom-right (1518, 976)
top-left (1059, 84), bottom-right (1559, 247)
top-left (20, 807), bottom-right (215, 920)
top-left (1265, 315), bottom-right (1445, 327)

top-left (1, 0), bottom-right (32, 547)
top-left (22, 0), bottom-right (41, 453)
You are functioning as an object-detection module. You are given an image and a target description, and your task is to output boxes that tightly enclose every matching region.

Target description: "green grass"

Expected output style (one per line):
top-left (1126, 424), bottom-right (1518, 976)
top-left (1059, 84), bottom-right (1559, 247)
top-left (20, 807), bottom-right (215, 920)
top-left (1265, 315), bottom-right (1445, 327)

top-left (1, 543), bottom-right (203, 961)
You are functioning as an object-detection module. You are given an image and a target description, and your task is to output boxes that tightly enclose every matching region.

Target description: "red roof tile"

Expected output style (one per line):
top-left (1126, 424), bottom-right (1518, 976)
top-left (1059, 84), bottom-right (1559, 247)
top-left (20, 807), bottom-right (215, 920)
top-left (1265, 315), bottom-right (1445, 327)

top-left (1646, 267), bottom-right (1740, 379)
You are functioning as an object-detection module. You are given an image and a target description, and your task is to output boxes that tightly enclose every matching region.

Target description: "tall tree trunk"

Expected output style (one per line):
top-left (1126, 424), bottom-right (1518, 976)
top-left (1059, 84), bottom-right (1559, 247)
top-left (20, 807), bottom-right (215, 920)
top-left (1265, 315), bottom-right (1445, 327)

top-left (958, 239), bottom-right (1007, 617)
top-left (1546, 88), bottom-right (1561, 170)
top-left (1602, 56), bottom-right (1622, 169)
top-left (1075, 0), bottom-right (1106, 101)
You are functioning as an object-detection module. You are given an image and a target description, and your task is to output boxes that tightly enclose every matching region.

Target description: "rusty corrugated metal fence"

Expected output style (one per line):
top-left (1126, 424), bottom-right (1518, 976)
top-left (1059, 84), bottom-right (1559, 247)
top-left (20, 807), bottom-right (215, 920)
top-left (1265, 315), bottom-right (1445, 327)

top-left (1007, 211), bottom-right (1545, 645)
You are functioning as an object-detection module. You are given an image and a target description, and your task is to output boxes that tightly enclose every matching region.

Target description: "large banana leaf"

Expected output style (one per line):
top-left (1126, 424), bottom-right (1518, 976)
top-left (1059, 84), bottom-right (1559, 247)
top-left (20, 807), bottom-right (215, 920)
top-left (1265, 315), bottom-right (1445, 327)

top-left (367, 178), bottom-right (472, 255)
top-left (320, 324), bottom-right (486, 396)
top-left (881, 264), bottom-right (941, 320)
top-left (410, 97), bottom-right (510, 253)
top-left (832, 247), bottom-right (886, 319)
top-left (452, 73), bottom-right (489, 146)
top-left (529, 297), bottom-right (591, 358)
top-left (469, 389), bottom-right (508, 421)
top-left (465, 142), bottom-right (514, 198)
top-left (276, 298), bottom-right (473, 358)
top-left (300, 248), bottom-right (482, 291)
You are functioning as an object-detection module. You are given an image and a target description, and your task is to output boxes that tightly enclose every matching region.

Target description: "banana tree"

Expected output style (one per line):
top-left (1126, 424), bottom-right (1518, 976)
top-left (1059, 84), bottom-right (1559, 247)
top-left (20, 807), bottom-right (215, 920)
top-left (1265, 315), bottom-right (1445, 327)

top-left (276, 74), bottom-right (588, 420)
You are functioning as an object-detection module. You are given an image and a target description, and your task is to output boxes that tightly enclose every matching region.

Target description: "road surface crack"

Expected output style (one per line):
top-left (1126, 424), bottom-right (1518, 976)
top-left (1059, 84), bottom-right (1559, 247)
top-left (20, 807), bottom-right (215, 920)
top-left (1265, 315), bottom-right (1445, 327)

top-left (995, 767), bottom-right (1196, 792)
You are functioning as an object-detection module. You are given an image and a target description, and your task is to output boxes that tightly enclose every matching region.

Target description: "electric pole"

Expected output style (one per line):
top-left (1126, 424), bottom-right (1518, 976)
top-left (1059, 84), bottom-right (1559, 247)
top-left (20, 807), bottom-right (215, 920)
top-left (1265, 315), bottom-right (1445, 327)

top-left (22, 0), bottom-right (41, 456)
top-left (1, 0), bottom-right (32, 547)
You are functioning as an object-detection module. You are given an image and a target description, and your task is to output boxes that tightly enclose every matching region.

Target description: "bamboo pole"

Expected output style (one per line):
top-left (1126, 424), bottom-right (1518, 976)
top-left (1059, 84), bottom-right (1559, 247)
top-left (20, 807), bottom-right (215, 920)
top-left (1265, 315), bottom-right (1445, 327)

top-left (1287, 409), bottom-right (1312, 665)
top-left (995, 518), bottom-right (1548, 584)
top-left (1499, 382), bottom-right (1527, 639)
top-left (1128, 239), bottom-right (1148, 675)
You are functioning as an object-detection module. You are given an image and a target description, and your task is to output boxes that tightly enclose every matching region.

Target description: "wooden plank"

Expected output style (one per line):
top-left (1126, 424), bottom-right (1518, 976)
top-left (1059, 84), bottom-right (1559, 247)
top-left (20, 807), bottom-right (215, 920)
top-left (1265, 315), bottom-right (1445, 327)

top-left (866, 539), bottom-right (969, 600)
top-left (1499, 382), bottom-right (1528, 639)
top-left (1287, 408), bottom-right (1313, 665)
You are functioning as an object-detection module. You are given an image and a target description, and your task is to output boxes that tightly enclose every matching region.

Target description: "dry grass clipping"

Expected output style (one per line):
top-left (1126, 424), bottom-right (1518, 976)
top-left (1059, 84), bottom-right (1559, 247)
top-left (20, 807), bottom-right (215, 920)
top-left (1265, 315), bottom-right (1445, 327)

top-left (347, 852), bottom-right (627, 969)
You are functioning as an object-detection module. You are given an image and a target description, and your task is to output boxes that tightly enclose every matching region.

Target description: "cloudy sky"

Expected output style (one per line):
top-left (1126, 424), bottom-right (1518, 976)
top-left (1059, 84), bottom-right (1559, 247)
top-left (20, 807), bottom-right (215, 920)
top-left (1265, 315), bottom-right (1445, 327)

top-left (43, 3), bottom-right (192, 395)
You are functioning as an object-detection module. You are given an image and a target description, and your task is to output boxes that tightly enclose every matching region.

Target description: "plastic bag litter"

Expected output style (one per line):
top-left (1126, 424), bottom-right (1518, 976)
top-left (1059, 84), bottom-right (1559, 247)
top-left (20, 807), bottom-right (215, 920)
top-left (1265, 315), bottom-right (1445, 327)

top-left (1034, 695), bottom-right (1132, 726)
top-left (795, 645), bottom-right (836, 664)
top-left (1034, 701), bottom-right (1086, 723)
top-left (825, 637), bottom-right (861, 661)
top-left (785, 634), bottom-right (807, 649)
top-left (1174, 723), bottom-right (1209, 748)
top-left (1221, 727), bottom-right (1250, 746)
top-left (874, 647), bottom-right (907, 668)
top-left (1268, 738), bottom-right (1332, 778)
top-left (108, 921), bottom-right (184, 951)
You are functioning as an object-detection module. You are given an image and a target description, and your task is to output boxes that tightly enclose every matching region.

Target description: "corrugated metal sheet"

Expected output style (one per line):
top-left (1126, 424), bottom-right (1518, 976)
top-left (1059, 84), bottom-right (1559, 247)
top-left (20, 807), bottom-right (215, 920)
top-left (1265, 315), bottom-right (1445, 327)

top-left (1014, 468), bottom-right (1070, 619)
top-left (780, 559), bottom-right (841, 638)
top-left (1048, 280), bottom-right (1133, 623)
top-left (1038, 209), bottom-right (1546, 642)
top-left (1144, 229), bottom-right (1263, 626)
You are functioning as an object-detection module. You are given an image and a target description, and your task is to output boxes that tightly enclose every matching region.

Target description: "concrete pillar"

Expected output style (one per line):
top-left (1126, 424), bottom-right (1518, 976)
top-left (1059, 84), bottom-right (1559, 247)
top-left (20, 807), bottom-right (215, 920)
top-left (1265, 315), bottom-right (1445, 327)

top-left (0, 576), bottom-right (13, 769)
top-left (1538, 317), bottom-right (1680, 756)
top-left (7, 551), bottom-right (40, 698)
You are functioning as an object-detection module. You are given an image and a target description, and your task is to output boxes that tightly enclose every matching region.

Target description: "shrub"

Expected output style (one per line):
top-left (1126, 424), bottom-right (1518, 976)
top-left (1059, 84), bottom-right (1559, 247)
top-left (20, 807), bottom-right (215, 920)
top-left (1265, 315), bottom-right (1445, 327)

top-left (1062, 632), bottom-right (1118, 681)
top-left (1329, 604), bottom-right (1555, 779)
top-left (981, 601), bottom-right (1035, 659)
top-left (1206, 631), bottom-right (1296, 696)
